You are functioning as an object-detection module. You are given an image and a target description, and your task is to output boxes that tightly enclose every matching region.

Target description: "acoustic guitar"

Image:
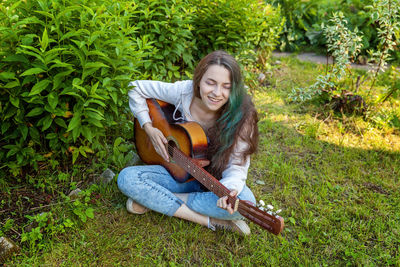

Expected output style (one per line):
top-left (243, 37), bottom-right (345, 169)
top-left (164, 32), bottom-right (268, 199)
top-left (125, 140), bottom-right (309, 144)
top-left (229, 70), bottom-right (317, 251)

top-left (134, 98), bottom-right (284, 235)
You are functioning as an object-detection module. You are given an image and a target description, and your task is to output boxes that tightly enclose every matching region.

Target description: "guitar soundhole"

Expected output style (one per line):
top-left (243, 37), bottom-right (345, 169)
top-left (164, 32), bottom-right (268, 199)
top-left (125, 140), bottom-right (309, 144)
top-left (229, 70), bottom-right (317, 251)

top-left (167, 140), bottom-right (178, 157)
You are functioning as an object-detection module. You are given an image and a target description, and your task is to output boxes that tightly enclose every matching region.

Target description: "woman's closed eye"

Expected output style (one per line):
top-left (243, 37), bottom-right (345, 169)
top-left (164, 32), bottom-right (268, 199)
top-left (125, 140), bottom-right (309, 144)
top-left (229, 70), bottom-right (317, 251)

top-left (206, 80), bottom-right (215, 86)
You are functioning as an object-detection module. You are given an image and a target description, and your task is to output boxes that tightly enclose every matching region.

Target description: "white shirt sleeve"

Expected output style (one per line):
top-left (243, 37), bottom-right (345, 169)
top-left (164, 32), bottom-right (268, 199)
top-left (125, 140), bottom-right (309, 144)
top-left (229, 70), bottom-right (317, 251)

top-left (219, 139), bottom-right (250, 194)
top-left (128, 80), bottom-right (192, 127)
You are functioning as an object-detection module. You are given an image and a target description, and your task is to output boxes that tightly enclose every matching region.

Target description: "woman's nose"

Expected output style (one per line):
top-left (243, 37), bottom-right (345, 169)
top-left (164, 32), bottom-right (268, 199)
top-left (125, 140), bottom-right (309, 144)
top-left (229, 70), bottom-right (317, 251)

top-left (213, 85), bottom-right (222, 95)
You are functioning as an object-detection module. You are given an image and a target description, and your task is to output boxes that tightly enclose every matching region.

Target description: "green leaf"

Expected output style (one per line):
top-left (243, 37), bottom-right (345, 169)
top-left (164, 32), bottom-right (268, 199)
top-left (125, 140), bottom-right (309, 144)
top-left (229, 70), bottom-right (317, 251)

top-left (29, 79), bottom-right (51, 96)
top-left (79, 146), bottom-right (87, 157)
top-left (85, 208), bottom-right (94, 219)
top-left (0, 72), bottom-right (16, 81)
top-left (1, 122), bottom-right (10, 134)
top-left (81, 125), bottom-right (93, 142)
top-left (55, 118), bottom-right (68, 128)
top-left (19, 124), bottom-right (28, 141)
top-left (5, 81), bottom-right (20, 89)
top-left (72, 149), bottom-right (79, 164)
top-left (85, 99), bottom-right (106, 107)
top-left (67, 114), bottom-right (81, 132)
top-left (10, 96), bottom-right (20, 108)
top-left (41, 28), bottom-right (49, 51)
top-left (86, 118), bottom-right (103, 128)
top-left (53, 69), bottom-right (74, 90)
top-left (114, 137), bottom-right (123, 148)
top-left (29, 127), bottom-right (40, 142)
top-left (20, 68), bottom-right (46, 76)
top-left (42, 115), bottom-right (53, 131)
top-left (26, 107), bottom-right (44, 117)
top-left (46, 133), bottom-right (58, 139)
top-left (85, 111), bottom-right (104, 121)
top-left (47, 92), bottom-right (58, 110)
top-left (90, 81), bottom-right (99, 95)
top-left (72, 126), bottom-right (80, 142)
top-left (3, 54), bottom-right (29, 64)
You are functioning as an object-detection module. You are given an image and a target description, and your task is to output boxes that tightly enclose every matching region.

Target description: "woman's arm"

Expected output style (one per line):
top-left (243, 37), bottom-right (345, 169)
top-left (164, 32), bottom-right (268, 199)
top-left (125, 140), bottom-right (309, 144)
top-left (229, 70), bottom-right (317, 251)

top-left (128, 80), bottom-right (192, 161)
top-left (219, 139), bottom-right (251, 195)
top-left (128, 80), bottom-right (192, 127)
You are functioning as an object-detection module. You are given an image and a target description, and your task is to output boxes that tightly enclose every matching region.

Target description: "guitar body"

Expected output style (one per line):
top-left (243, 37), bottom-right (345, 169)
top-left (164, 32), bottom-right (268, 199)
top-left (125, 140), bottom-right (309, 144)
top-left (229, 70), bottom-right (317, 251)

top-left (134, 99), bottom-right (208, 182)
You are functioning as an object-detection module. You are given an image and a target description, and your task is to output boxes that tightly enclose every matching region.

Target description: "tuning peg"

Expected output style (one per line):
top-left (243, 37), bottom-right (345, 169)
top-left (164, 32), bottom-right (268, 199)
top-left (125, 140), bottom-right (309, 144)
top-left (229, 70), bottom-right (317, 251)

top-left (266, 204), bottom-right (274, 210)
top-left (259, 200), bottom-right (265, 207)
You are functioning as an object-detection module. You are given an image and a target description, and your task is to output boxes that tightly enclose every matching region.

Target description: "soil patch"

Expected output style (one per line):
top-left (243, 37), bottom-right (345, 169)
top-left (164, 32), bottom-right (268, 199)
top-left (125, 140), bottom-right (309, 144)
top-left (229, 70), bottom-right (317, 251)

top-left (0, 186), bottom-right (55, 242)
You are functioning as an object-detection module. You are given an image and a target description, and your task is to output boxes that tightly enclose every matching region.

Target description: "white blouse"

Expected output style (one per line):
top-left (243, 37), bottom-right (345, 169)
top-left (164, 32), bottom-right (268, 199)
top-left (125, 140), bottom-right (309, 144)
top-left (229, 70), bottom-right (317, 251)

top-left (128, 80), bottom-right (251, 194)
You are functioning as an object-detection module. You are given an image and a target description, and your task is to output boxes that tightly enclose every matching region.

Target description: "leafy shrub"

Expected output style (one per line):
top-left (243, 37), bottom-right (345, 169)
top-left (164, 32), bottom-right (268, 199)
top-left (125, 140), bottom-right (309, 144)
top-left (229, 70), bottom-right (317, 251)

top-left (289, 12), bottom-right (363, 102)
top-left (268, 0), bottom-right (330, 51)
top-left (190, 0), bottom-right (284, 65)
top-left (0, 0), bottom-right (152, 176)
top-left (127, 0), bottom-right (196, 80)
top-left (0, 0), bottom-right (284, 180)
top-left (270, 0), bottom-right (400, 63)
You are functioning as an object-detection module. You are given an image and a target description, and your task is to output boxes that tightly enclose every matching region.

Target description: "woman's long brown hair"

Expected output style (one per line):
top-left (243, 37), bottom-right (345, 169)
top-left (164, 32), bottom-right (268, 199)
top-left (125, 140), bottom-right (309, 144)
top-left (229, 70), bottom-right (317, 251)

top-left (192, 51), bottom-right (259, 178)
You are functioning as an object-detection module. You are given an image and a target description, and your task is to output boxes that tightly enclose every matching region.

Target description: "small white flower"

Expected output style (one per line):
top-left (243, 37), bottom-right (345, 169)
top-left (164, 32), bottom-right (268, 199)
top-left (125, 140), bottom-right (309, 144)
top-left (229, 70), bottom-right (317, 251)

top-left (259, 200), bottom-right (265, 207)
top-left (267, 204), bottom-right (274, 210)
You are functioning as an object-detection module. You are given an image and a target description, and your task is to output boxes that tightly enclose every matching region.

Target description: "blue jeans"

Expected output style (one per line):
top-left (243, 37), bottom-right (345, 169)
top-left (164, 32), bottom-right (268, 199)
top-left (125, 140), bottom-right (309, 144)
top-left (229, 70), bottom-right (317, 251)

top-left (117, 165), bottom-right (256, 220)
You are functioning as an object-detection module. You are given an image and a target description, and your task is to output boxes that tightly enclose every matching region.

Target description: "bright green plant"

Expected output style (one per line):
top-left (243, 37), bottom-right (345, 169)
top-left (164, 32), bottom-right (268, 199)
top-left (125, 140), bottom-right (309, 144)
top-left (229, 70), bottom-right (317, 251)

top-left (108, 137), bottom-right (134, 169)
top-left (268, 0), bottom-right (329, 51)
top-left (367, 0), bottom-right (400, 98)
top-left (67, 184), bottom-right (97, 223)
top-left (0, 0), bottom-right (152, 177)
top-left (289, 12), bottom-right (363, 102)
top-left (128, 0), bottom-right (195, 80)
top-left (21, 211), bottom-right (74, 252)
top-left (19, 184), bottom-right (98, 252)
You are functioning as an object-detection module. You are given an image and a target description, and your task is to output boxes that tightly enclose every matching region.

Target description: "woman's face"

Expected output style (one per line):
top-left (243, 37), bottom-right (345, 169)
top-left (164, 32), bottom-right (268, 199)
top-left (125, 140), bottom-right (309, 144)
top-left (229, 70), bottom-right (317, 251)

top-left (198, 64), bottom-right (231, 113)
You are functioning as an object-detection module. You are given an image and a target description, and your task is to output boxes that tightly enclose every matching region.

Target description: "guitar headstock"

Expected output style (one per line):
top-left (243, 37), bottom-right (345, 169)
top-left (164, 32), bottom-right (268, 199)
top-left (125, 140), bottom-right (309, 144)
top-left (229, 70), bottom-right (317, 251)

top-left (240, 200), bottom-right (285, 235)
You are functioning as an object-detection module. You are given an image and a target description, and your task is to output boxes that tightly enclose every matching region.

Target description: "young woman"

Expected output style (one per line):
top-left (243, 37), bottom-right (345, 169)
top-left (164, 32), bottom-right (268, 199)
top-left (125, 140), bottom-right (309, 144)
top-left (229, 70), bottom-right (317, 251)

top-left (118, 50), bottom-right (259, 235)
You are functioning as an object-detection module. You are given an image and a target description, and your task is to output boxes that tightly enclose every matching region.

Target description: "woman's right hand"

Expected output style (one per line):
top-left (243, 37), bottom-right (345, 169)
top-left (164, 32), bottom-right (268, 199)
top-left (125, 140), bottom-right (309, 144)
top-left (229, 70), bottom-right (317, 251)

top-left (143, 123), bottom-right (169, 162)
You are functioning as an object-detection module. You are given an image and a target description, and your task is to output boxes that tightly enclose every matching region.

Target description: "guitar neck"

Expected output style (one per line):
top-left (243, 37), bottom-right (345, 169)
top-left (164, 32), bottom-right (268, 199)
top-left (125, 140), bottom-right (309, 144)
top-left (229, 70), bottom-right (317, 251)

top-left (168, 145), bottom-right (284, 235)
top-left (168, 145), bottom-right (230, 198)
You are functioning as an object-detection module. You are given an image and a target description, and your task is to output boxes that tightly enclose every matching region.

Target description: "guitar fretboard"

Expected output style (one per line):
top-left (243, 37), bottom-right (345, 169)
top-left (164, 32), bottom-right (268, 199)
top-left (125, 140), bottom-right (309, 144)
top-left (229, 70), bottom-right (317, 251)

top-left (168, 144), bottom-right (229, 198)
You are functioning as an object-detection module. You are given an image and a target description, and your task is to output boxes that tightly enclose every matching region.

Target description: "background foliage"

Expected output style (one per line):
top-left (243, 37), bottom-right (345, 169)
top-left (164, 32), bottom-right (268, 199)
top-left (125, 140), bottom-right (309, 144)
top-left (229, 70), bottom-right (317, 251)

top-left (0, 0), bottom-right (153, 178)
top-left (0, 0), bottom-right (284, 182)
top-left (269, 0), bottom-right (400, 63)
top-left (190, 0), bottom-right (284, 65)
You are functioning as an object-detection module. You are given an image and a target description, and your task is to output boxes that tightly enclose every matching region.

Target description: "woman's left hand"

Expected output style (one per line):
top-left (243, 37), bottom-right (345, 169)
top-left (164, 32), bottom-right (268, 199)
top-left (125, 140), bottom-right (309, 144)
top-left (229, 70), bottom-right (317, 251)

top-left (216, 190), bottom-right (238, 214)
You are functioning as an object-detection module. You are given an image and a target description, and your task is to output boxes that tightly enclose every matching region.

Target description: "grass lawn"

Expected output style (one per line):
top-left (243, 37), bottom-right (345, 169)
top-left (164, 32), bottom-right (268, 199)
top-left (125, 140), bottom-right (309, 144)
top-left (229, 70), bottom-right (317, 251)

top-left (5, 56), bottom-right (400, 266)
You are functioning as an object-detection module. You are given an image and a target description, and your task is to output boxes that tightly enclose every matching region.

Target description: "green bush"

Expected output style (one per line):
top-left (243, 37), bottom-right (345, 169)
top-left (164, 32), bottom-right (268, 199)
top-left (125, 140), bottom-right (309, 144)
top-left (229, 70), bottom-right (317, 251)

top-left (0, 0), bottom-right (152, 176)
top-left (127, 0), bottom-right (196, 80)
top-left (0, 0), bottom-right (284, 180)
top-left (270, 0), bottom-right (400, 63)
top-left (190, 0), bottom-right (284, 65)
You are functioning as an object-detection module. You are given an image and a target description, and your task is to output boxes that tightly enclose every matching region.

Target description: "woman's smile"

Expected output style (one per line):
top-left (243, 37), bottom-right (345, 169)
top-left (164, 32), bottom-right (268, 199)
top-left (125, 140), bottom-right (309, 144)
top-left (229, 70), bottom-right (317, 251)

top-left (198, 64), bottom-right (231, 112)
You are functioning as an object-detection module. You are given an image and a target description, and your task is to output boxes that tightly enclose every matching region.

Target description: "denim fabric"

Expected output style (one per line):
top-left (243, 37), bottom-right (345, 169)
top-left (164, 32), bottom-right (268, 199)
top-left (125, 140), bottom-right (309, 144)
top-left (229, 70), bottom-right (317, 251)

top-left (117, 165), bottom-right (256, 220)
